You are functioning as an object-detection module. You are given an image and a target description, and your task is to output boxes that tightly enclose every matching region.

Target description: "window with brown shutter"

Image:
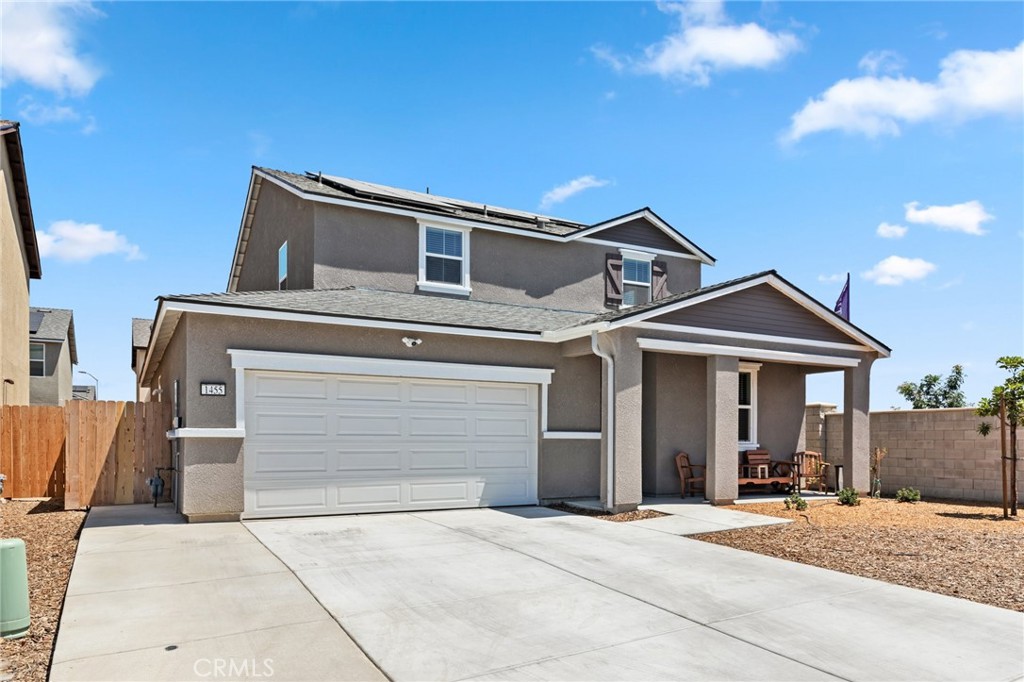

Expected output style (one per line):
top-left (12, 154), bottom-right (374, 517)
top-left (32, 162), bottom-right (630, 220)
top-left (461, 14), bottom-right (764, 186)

top-left (605, 253), bottom-right (623, 307)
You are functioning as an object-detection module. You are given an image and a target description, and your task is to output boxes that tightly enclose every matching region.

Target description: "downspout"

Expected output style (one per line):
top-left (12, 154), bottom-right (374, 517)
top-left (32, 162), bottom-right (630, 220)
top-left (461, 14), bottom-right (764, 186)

top-left (591, 331), bottom-right (615, 509)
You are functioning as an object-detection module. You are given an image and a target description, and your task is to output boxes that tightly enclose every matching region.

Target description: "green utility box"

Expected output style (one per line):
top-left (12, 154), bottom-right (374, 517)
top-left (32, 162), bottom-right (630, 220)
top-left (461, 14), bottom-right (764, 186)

top-left (0, 538), bottom-right (30, 639)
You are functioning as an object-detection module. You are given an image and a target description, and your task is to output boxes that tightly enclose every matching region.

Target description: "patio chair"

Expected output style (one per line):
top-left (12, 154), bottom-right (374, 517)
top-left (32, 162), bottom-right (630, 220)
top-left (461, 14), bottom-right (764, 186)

top-left (793, 451), bottom-right (831, 493)
top-left (738, 449), bottom-right (795, 492)
top-left (674, 452), bottom-right (706, 498)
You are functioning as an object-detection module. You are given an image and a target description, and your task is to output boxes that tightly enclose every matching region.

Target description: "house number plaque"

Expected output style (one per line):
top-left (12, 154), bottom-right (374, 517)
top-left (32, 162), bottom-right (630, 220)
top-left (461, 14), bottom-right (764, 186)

top-left (200, 382), bottom-right (227, 396)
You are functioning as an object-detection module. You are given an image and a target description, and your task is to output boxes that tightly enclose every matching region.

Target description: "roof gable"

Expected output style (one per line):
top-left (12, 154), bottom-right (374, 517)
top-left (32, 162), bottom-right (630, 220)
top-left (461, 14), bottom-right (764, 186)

top-left (570, 209), bottom-right (715, 264)
top-left (649, 283), bottom-right (853, 345)
top-left (1, 121), bottom-right (41, 279)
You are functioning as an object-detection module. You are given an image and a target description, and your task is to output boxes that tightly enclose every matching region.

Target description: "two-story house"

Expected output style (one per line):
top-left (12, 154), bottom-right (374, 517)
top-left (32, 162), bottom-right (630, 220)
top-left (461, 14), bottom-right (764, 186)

top-left (0, 120), bottom-right (43, 406)
top-left (28, 307), bottom-right (77, 405)
top-left (138, 167), bottom-right (889, 522)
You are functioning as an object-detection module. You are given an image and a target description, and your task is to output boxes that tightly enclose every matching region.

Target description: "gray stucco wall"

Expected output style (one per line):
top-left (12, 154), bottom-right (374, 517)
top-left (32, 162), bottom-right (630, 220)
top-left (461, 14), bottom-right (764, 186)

top-left (160, 313), bottom-right (604, 517)
top-left (312, 202), bottom-right (701, 313)
top-left (29, 340), bottom-right (72, 405)
top-left (755, 362), bottom-right (807, 457)
top-left (642, 353), bottom-right (708, 496)
top-left (236, 182), bottom-right (315, 292)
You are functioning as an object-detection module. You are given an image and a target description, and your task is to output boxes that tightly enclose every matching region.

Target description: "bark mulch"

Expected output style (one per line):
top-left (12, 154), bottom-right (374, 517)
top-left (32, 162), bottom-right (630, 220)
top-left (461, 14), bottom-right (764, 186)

top-left (548, 502), bottom-right (667, 523)
top-left (693, 497), bottom-right (1024, 612)
top-left (0, 499), bottom-right (86, 682)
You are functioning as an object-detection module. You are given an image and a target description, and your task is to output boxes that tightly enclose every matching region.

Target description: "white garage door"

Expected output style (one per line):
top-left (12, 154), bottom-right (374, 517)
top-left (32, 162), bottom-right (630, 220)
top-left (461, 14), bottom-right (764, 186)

top-left (243, 370), bottom-right (539, 518)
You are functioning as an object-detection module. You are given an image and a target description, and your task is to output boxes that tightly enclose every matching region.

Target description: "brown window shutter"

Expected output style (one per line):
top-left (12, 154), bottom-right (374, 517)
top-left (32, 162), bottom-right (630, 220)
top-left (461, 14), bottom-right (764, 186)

top-left (652, 260), bottom-right (668, 300)
top-left (605, 254), bottom-right (623, 306)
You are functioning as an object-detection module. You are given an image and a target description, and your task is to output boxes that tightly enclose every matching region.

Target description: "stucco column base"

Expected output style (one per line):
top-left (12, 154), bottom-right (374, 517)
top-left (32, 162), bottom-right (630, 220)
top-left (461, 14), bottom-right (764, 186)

top-left (843, 356), bottom-right (875, 493)
top-left (706, 355), bottom-right (740, 503)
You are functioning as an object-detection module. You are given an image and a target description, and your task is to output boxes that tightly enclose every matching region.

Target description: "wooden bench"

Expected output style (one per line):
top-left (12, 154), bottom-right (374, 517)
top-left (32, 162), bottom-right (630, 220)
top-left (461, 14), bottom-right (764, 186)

top-left (737, 449), bottom-right (794, 492)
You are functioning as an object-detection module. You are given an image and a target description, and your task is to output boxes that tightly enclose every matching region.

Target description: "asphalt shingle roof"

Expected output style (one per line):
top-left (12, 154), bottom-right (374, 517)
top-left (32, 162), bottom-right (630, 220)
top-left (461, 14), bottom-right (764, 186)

top-left (163, 288), bottom-right (595, 334)
top-left (29, 307), bottom-right (73, 342)
top-left (132, 318), bottom-right (153, 349)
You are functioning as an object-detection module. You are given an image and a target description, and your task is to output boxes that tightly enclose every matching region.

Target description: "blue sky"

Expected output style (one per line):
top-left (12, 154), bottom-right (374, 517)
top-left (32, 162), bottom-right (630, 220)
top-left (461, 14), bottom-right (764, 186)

top-left (1, 1), bottom-right (1021, 408)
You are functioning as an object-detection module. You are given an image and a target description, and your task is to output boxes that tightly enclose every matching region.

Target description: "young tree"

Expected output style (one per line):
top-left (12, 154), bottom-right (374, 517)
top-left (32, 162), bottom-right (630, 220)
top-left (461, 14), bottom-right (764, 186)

top-left (976, 356), bottom-right (1023, 518)
top-left (897, 365), bottom-right (967, 409)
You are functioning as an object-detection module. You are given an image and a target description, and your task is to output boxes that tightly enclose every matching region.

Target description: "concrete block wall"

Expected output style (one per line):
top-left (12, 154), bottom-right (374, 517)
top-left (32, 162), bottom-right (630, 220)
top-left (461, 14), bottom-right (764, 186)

top-left (809, 405), bottom-right (1023, 504)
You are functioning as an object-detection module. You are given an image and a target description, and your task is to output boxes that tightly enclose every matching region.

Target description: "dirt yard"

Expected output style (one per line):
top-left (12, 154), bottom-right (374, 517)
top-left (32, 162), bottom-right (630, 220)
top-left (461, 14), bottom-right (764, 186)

top-left (548, 502), bottom-right (667, 523)
top-left (694, 497), bottom-right (1024, 612)
top-left (0, 499), bottom-right (86, 682)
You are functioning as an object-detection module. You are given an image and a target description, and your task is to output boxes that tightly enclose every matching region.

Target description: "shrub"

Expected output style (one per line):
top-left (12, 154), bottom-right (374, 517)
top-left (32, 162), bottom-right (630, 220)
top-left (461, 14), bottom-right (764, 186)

top-left (837, 487), bottom-right (861, 506)
top-left (784, 491), bottom-right (807, 511)
top-left (895, 487), bottom-right (921, 503)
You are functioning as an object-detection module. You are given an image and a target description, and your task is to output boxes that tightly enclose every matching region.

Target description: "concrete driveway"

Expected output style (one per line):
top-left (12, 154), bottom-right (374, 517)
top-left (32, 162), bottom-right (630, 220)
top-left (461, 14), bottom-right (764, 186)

top-left (246, 507), bottom-right (1024, 682)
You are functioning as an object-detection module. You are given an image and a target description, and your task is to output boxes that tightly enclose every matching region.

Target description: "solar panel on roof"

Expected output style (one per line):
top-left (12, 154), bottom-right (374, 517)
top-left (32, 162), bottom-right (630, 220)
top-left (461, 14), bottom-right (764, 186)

top-left (29, 310), bottom-right (44, 333)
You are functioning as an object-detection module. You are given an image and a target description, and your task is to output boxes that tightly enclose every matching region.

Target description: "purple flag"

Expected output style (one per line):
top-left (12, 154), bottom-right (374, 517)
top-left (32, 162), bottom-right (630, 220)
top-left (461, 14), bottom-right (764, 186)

top-left (834, 273), bottom-right (850, 321)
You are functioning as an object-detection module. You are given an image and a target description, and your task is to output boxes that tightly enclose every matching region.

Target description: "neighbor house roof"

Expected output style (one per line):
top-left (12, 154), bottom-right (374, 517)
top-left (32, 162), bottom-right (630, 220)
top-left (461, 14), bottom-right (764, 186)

top-left (228, 167), bottom-right (716, 291)
top-left (29, 307), bottom-right (77, 364)
top-left (131, 318), bottom-right (154, 369)
top-left (0, 121), bottom-right (41, 279)
top-left (72, 385), bottom-right (96, 401)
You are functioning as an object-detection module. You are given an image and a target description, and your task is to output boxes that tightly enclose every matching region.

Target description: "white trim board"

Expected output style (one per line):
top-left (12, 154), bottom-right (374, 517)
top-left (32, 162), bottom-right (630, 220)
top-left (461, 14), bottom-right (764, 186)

top-left (632, 322), bottom-right (870, 352)
top-left (228, 349), bottom-right (555, 385)
top-left (542, 431), bottom-right (602, 440)
top-left (167, 428), bottom-right (245, 439)
top-left (636, 338), bottom-right (861, 368)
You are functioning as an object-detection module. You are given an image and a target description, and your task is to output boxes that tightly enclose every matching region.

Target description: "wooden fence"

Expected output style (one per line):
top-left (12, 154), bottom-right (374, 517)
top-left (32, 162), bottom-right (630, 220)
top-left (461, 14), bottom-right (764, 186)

top-left (0, 401), bottom-right (172, 508)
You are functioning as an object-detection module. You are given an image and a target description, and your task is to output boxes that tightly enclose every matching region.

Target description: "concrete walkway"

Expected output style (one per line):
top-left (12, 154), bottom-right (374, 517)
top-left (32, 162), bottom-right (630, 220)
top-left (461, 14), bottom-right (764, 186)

top-left (50, 505), bottom-right (384, 682)
top-left (637, 497), bottom-right (792, 535)
top-left (247, 507), bottom-right (1024, 682)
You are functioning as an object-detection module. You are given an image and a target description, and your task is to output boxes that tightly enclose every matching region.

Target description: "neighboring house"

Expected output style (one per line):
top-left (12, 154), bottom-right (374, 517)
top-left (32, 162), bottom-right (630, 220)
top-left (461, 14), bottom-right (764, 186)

top-left (29, 308), bottom-right (77, 406)
top-left (138, 167), bottom-right (890, 522)
top-left (72, 385), bottom-right (97, 401)
top-left (0, 121), bottom-right (42, 406)
top-left (131, 318), bottom-right (153, 402)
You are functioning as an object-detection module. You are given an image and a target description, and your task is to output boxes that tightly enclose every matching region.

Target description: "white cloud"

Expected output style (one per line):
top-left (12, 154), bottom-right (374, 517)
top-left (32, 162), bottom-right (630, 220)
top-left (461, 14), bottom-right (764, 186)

top-left (539, 175), bottom-right (610, 210)
top-left (817, 273), bottom-right (846, 283)
top-left (904, 200), bottom-right (993, 236)
top-left (858, 50), bottom-right (906, 76)
top-left (17, 96), bottom-right (80, 125)
top-left (876, 222), bottom-right (908, 239)
top-left (36, 220), bottom-right (143, 262)
top-left (595, 0), bottom-right (801, 87)
top-left (862, 255), bottom-right (936, 286)
top-left (0, 1), bottom-right (102, 96)
top-left (784, 42), bottom-right (1023, 142)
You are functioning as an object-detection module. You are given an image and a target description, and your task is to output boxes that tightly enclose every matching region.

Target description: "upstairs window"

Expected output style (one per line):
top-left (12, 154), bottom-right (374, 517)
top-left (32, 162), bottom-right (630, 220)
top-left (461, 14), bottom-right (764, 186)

top-left (622, 258), bottom-right (652, 307)
top-left (278, 242), bottom-right (288, 290)
top-left (738, 362), bottom-right (760, 447)
top-left (30, 343), bottom-right (45, 377)
top-left (418, 223), bottom-right (471, 294)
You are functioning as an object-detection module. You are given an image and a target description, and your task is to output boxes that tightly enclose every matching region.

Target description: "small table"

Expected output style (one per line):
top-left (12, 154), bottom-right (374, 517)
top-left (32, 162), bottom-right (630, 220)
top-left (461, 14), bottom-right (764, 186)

top-left (741, 464), bottom-right (769, 479)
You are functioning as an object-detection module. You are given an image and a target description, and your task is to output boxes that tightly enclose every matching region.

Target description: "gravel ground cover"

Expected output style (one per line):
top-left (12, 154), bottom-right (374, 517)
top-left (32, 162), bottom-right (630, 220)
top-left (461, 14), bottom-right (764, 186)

top-left (694, 497), bottom-right (1024, 612)
top-left (548, 502), bottom-right (667, 523)
top-left (0, 499), bottom-right (86, 682)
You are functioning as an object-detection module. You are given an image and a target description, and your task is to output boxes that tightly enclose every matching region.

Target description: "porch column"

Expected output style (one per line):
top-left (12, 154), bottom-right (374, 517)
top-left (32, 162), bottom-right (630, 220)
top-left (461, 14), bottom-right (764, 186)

top-left (597, 330), bottom-right (643, 513)
top-left (706, 355), bottom-right (739, 504)
top-left (842, 356), bottom-right (874, 492)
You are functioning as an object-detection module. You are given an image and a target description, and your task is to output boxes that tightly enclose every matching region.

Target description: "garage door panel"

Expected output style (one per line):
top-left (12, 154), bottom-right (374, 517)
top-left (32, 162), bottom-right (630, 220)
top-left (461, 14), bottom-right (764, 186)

top-left (409, 448), bottom-right (470, 470)
top-left (336, 414), bottom-right (403, 437)
top-left (244, 370), bottom-right (539, 518)
top-left (251, 448), bottom-right (328, 474)
top-left (252, 375), bottom-right (328, 400)
top-left (409, 415), bottom-right (468, 437)
top-left (475, 416), bottom-right (531, 438)
top-left (408, 382), bottom-right (469, 404)
top-left (475, 447), bottom-right (530, 470)
top-left (475, 384), bottom-right (533, 406)
top-left (334, 378), bottom-right (403, 403)
top-left (251, 412), bottom-right (328, 436)
top-left (336, 448), bottom-right (402, 472)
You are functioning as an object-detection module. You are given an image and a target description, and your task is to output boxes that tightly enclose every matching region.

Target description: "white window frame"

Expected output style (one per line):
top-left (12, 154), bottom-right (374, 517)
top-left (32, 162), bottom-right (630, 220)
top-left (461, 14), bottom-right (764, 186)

top-left (417, 221), bottom-right (471, 295)
top-left (278, 241), bottom-right (288, 290)
top-left (29, 342), bottom-right (45, 377)
top-left (620, 249), bottom-right (655, 308)
top-left (738, 361), bottom-right (761, 450)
